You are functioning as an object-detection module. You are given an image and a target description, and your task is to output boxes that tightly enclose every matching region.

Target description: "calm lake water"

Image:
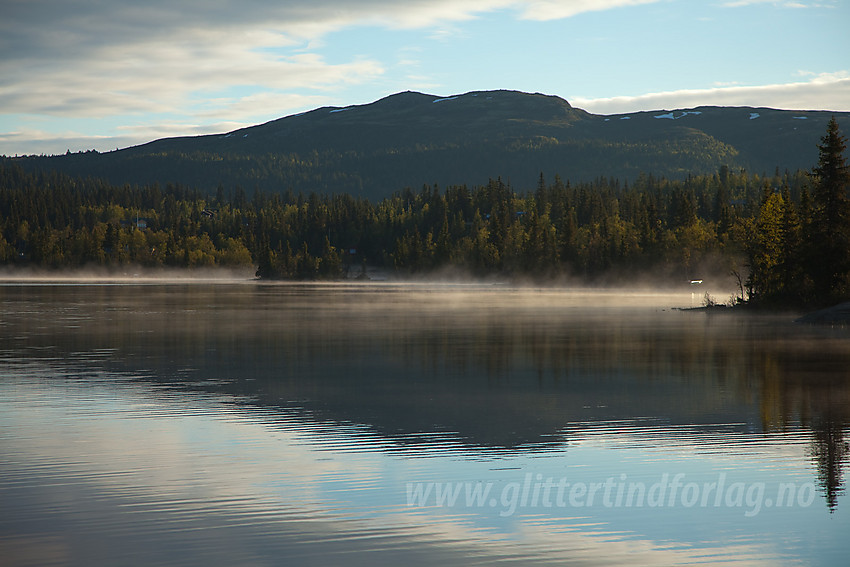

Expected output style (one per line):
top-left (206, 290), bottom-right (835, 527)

top-left (1, 281), bottom-right (848, 566)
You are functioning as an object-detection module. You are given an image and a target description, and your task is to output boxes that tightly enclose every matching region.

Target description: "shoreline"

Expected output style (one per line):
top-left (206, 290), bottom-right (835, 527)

top-left (795, 302), bottom-right (850, 326)
top-left (679, 300), bottom-right (850, 327)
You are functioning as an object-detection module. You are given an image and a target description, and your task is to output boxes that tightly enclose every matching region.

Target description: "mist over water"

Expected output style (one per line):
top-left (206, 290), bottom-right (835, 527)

top-left (1, 281), bottom-right (847, 566)
top-left (0, 265), bottom-right (257, 283)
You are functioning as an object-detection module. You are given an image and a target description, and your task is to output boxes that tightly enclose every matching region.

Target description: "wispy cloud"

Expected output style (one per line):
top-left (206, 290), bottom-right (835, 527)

top-left (0, 27), bottom-right (384, 120)
top-left (518, 0), bottom-right (661, 20)
top-left (0, 129), bottom-right (139, 157)
top-left (571, 73), bottom-right (850, 114)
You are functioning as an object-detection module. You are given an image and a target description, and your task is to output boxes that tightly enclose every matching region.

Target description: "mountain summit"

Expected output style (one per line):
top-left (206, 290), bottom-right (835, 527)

top-left (10, 90), bottom-right (849, 199)
top-left (130, 90), bottom-right (586, 156)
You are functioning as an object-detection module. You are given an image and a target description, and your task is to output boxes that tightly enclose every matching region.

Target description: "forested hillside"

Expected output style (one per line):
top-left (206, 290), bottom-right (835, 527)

top-left (9, 90), bottom-right (848, 200)
top-left (0, 161), bottom-right (796, 286)
top-left (3, 117), bottom-right (847, 308)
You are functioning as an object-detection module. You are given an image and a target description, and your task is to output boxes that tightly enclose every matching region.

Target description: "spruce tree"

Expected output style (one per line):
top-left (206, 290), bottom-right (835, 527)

top-left (807, 118), bottom-right (850, 304)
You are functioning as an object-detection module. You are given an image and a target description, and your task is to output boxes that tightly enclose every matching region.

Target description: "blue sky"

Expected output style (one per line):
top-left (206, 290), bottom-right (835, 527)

top-left (2, 0), bottom-right (848, 155)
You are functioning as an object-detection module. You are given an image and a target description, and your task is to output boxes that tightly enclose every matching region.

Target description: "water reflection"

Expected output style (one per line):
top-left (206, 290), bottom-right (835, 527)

top-left (1, 282), bottom-right (848, 565)
top-left (3, 284), bottom-right (850, 469)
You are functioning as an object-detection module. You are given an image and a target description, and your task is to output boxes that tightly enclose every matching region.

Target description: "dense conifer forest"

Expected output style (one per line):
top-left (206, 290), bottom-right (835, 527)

top-left (1, 119), bottom-right (847, 309)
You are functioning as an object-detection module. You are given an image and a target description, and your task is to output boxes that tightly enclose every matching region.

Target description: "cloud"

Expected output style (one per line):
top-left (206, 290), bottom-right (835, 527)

top-left (0, 21), bottom-right (384, 120)
top-left (517, 0), bottom-right (661, 20)
top-left (193, 92), bottom-right (332, 123)
top-left (0, 129), bottom-right (144, 156)
top-left (0, 121), bottom-right (252, 156)
top-left (571, 73), bottom-right (850, 114)
top-left (5, 0), bottom-right (633, 125)
top-left (1, 90), bottom-right (349, 155)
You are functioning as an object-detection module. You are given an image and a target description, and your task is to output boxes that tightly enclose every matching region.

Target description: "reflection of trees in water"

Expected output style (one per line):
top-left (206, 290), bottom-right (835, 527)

top-left (811, 416), bottom-right (849, 512)
top-left (6, 285), bottom-right (850, 508)
top-left (754, 339), bottom-right (850, 512)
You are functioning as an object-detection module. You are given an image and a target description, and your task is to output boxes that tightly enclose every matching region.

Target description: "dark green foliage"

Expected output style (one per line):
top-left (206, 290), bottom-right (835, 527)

top-left (9, 91), bottom-right (849, 201)
top-left (806, 118), bottom-right (850, 303)
top-left (2, 159), bottom-right (815, 284)
top-left (744, 118), bottom-right (850, 308)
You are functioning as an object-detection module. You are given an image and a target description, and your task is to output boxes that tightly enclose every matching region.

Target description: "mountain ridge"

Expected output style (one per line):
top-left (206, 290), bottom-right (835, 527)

top-left (8, 89), bottom-right (849, 199)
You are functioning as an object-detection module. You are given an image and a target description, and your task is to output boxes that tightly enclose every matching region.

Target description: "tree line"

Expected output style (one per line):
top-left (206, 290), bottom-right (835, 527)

top-left (1, 118), bottom-right (847, 307)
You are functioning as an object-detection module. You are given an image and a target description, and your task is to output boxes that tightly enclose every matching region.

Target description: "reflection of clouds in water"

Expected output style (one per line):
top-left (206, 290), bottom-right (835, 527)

top-left (560, 419), bottom-right (814, 462)
top-left (0, 376), bottom-right (789, 567)
top-left (0, 378), bottom-right (381, 506)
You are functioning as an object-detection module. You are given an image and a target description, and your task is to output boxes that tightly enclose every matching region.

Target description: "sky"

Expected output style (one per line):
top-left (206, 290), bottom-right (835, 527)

top-left (1, 0), bottom-right (848, 156)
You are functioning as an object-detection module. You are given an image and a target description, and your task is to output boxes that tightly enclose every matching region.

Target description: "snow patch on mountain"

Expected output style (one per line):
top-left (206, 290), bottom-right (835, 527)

top-left (654, 111), bottom-right (702, 120)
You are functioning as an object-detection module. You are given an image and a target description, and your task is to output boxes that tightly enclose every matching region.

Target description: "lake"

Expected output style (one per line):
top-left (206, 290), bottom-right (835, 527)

top-left (1, 280), bottom-right (848, 566)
